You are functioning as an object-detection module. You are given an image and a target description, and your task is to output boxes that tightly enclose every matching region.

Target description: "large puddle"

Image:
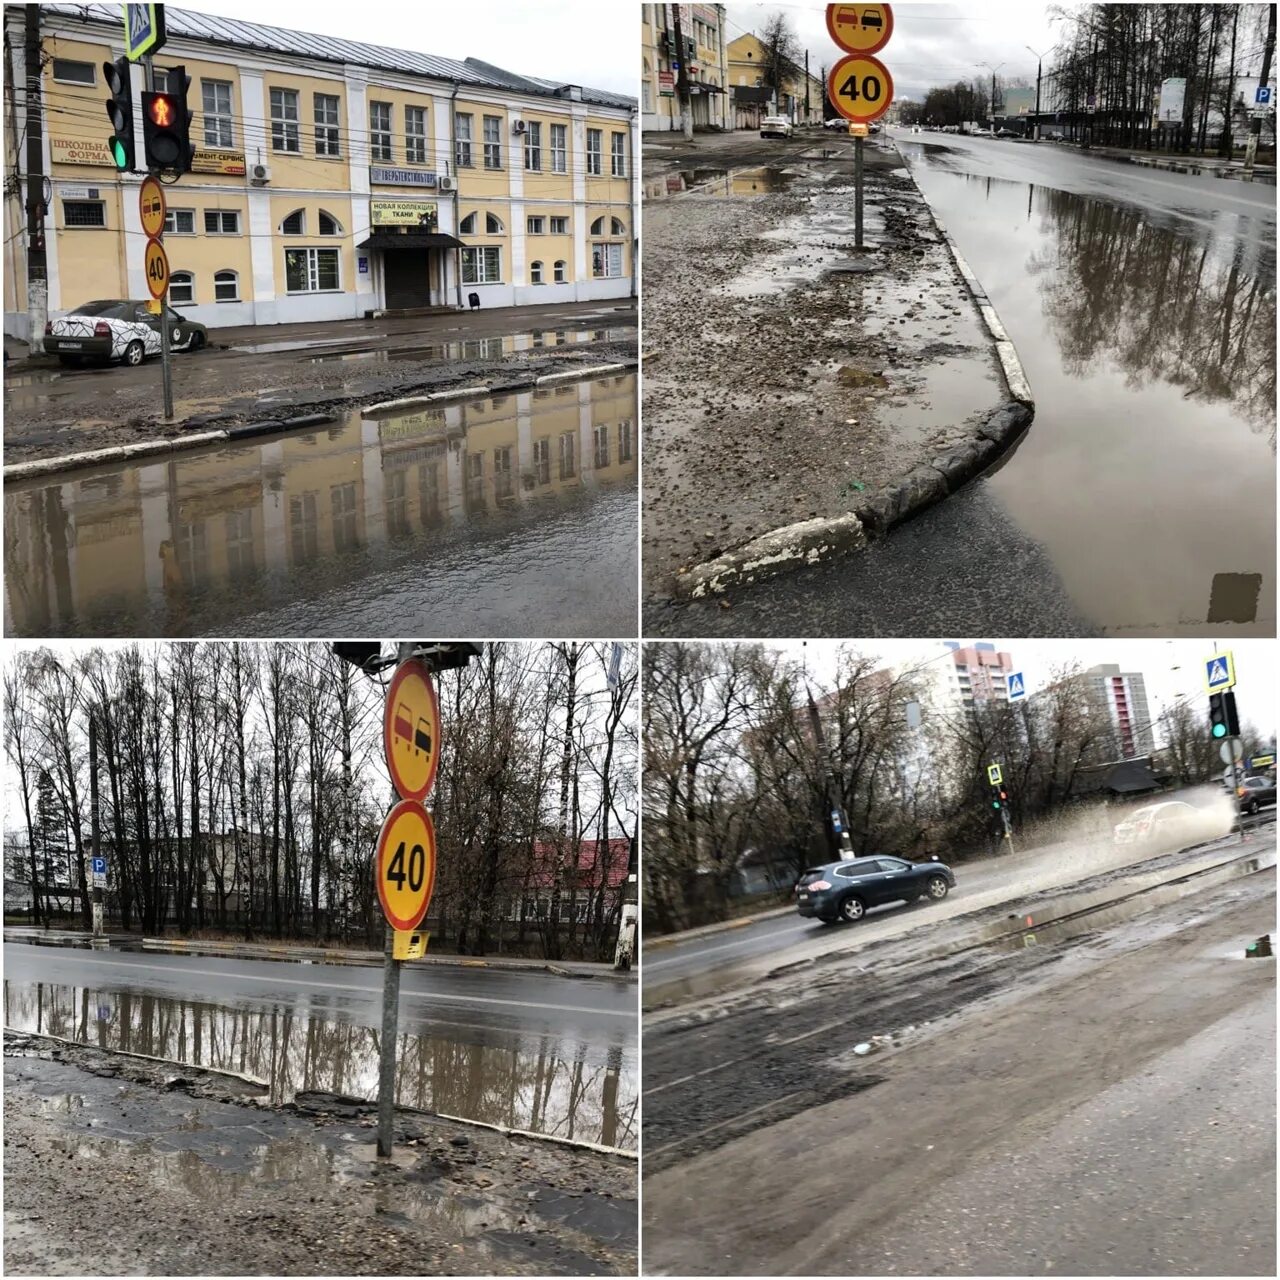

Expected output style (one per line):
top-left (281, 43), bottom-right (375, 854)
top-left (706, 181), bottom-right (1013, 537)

top-left (4, 980), bottom-right (637, 1150)
top-left (4, 372), bottom-right (637, 637)
top-left (304, 326), bottom-right (634, 367)
top-left (902, 151), bottom-right (1276, 634)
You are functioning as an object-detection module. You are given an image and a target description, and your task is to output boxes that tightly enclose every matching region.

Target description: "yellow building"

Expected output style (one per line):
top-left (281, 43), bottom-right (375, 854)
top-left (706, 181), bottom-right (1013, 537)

top-left (726, 32), bottom-right (824, 129)
top-left (3, 3), bottom-right (637, 341)
top-left (641, 4), bottom-right (729, 133)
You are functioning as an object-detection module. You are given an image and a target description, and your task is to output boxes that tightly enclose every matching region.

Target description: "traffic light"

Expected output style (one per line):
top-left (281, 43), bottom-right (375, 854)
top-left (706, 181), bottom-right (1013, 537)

top-left (992, 788), bottom-right (1007, 810)
top-left (1209, 692), bottom-right (1231, 739)
top-left (103, 55), bottom-right (135, 172)
top-left (141, 65), bottom-right (194, 175)
top-left (1222, 691), bottom-right (1241, 737)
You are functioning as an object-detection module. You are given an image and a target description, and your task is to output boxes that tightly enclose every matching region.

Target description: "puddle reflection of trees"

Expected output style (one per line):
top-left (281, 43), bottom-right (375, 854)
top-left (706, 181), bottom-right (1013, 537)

top-left (1025, 187), bottom-right (1276, 443)
top-left (4, 983), bottom-right (637, 1150)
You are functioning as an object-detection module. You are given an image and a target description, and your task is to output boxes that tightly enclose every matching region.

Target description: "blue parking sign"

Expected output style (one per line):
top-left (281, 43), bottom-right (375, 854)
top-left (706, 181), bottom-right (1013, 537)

top-left (1256, 85), bottom-right (1273, 106)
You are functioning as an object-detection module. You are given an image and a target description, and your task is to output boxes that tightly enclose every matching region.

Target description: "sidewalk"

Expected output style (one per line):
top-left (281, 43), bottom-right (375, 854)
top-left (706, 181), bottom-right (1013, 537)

top-left (2, 927), bottom-right (634, 981)
top-left (1051, 138), bottom-right (1277, 183)
top-left (5, 1032), bottom-right (636, 1275)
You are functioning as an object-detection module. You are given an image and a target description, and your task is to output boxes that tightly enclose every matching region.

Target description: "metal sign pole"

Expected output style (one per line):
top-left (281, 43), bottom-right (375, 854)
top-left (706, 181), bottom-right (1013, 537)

top-left (1227, 738), bottom-right (1244, 842)
top-left (376, 922), bottom-right (401, 1156)
top-left (142, 53), bottom-right (174, 420)
top-left (854, 134), bottom-right (864, 247)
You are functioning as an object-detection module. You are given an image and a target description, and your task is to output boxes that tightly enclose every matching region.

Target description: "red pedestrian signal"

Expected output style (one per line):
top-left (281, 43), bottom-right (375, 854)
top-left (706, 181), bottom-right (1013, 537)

top-left (148, 93), bottom-right (175, 128)
top-left (140, 67), bottom-right (194, 175)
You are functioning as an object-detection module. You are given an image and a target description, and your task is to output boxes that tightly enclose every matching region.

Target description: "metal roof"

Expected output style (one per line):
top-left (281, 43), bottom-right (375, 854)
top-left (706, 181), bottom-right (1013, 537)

top-left (40, 3), bottom-right (635, 111)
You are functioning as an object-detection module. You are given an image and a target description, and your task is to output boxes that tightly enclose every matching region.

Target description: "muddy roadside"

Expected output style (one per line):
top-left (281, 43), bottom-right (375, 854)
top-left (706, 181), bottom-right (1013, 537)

top-left (641, 133), bottom-right (1029, 612)
top-left (5, 1031), bottom-right (636, 1276)
top-left (2, 302), bottom-right (636, 465)
top-left (642, 869), bottom-right (1275, 1276)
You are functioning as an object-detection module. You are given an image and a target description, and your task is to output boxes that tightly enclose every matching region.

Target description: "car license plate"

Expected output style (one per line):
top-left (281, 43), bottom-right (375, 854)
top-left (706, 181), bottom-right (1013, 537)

top-left (58, 341), bottom-right (83, 350)
top-left (798, 892), bottom-right (809, 902)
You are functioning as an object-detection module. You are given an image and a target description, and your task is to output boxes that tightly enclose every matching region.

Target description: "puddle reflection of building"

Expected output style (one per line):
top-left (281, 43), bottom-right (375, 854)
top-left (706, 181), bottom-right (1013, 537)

top-left (3, 980), bottom-right (637, 1149)
top-left (3, 374), bottom-right (636, 635)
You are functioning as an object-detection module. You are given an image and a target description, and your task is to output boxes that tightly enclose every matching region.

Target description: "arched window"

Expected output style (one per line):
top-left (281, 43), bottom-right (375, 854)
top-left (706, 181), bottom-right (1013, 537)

top-left (214, 269), bottom-right (240, 302)
top-left (610, 216), bottom-right (625, 235)
top-left (169, 271), bottom-right (195, 305)
top-left (459, 212), bottom-right (477, 235)
top-left (590, 215), bottom-right (604, 235)
top-left (281, 209), bottom-right (305, 235)
top-left (485, 212), bottom-right (504, 234)
top-left (530, 260), bottom-right (543, 284)
top-left (317, 210), bottom-right (342, 235)
top-left (553, 260), bottom-right (566, 283)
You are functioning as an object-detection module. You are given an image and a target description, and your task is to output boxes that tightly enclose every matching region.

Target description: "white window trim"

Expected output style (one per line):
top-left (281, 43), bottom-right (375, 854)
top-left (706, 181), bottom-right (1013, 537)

top-left (461, 245), bottom-right (503, 285)
top-left (52, 58), bottom-right (97, 86)
top-left (165, 208), bottom-right (197, 235)
top-left (284, 246), bottom-right (342, 294)
top-left (169, 271), bottom-right (196, 304)
top-left (202, 79), bottom-right (235, 149)
top-left (213, 269), bottom-right (241, 302)
top-left (270, 88), bottom-right (301, 153)
top-left (314, 92), bottom-right (341, 158)
top-left (62, 200), bottom-right (106, 229)
top-left (204, 209), bottom-right (241, 236)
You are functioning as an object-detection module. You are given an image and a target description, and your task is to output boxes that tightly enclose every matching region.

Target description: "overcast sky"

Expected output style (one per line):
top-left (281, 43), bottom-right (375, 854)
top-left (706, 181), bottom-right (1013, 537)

top-left (170, 0), bottom-right (638, 97)
top-left (726, 1), bottom-right (1065, 101)
top-left (782, 639), bottom-right (1277, 744)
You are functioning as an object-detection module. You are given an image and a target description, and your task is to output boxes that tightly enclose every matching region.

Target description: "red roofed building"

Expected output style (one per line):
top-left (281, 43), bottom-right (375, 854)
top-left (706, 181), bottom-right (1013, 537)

top-left (520, 837), bottom-right (632, 922)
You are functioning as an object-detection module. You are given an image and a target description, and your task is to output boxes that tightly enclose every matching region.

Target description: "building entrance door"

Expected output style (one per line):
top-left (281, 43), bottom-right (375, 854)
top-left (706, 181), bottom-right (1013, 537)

top-left (384, 249), bottom-right (432, 309)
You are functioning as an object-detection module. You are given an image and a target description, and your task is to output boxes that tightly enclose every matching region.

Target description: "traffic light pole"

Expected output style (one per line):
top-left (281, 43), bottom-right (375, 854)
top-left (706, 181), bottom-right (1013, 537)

top-left (377, 922), bottom-right (401, 1157)
top-left (142, 55), bottom-right (175, 421)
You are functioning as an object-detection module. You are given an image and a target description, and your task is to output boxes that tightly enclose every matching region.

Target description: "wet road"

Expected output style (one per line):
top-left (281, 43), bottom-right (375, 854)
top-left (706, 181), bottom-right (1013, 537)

top-left (650, 134), bottom-right (1275, 638)
top-left (646, 806), bottom-right (1268, 1002)
top-left (4, 372), bottom-right (637, 637)
top-left (3, 944), bottom-right (638, 1149)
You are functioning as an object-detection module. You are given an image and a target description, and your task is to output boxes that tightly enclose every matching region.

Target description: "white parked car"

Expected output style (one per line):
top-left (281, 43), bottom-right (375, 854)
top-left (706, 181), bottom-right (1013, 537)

top-left (760, 116), bottom-right (793, 139)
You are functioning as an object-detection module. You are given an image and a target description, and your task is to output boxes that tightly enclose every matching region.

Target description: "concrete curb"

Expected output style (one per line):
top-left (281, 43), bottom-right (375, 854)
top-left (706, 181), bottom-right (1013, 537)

top-left (666, 151), bottom-right (1035, 600)
top-left (4, 358), bottom-right (638, 484)
top-left (1070, 145), bottom-right (1277, 185)
top-left (645, 904), bottom-right (795, 952)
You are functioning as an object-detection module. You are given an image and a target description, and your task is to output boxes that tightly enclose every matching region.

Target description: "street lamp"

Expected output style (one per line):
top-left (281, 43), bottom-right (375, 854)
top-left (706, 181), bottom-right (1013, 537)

top-left (1026, 46), bottom-right (1049, 140)
top-left (979, 62), bottom-right (1005, 133)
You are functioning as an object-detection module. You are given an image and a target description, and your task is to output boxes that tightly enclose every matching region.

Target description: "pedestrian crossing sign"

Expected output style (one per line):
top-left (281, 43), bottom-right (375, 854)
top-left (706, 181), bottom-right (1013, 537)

top-left (1203, 652), bottom-right (1235, 694)
top-left (1008, 672), bottom-right (1026, 701)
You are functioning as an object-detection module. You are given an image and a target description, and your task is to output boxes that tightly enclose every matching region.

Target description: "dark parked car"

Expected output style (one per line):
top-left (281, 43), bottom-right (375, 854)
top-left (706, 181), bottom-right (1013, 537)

top-left (44, 299), bottom-right (206, 366)
top-left (1237, 775), bottom-right (1276, 814)
top-left (795, 855), bottom-right (955, 924)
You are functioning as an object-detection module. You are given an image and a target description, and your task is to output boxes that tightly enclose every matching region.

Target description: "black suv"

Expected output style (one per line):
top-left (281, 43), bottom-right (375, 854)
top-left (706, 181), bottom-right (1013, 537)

top-left (796, 856), bottom-right (956, 925)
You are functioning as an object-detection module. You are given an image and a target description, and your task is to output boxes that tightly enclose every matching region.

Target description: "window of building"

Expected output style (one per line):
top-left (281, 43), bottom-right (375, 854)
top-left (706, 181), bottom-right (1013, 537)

top-left (550, 122), bottom-right (567, 173)
top-left (370, 100), bottom-right (393, 161)
top-left (165, 208), bottom-right (195, 235)
top-left (533, 437), bottom-right (550, 485)
top-left (285, 247), bottom-right (340, 293)
top-left (405, 105), bottom-right (427, 163)
top-left (455, 112), bottom-right (473, 167)
top-left (314, 92), bottom-right (340, 156)
top-left (553, 259), bottom-right (566, 282)
top-left (611, 131), bottom-right (627, 177)
top-left (530, 260), bottom-right (543, 284)
top-left (592, 242), bottom-right (623, 278)
top-left (169, 271), bottom-right (195, 304)
top-left (270, 87), bottom-right (300, 152)
top-left (524, 120), bottom-right (541, 170)
top-left (611, 216), bottom-right (626, 235)
top-left (586, 128), bottom-right (602, 175)
top-left (213, 269), bottom-right (240, 301)
top-left (550, 215), bottom-right (568, 235)
top-left (317, 210), bottom-right (341, 235)
top-left (589, 215), bottom-right (605, 235)
top-left (63, 200), bottom-right (105, 228)
top-left (618, 418), bottom-right (633, 462)
top-left (642, 80), bottom-right (654, 112)
top-left (52, 58), bottom-right (95, 85)
top-left (459, 212), bottom-right (476, 235)
top-left (281, 210), bottom-right (305, 235)
top-left (559, 430), bottom-right (576, 480)
top-left (461, 245), bottom-right (501, 284)
top-left (202, 79), bottom-right (233, 147)
top-left (483, 114), bottom-right (501, 169)
top-left (494, 445), bottom-right (514, 502)
top-left (485, 212), bottom-right (503, 234)
top-left (290, 492), bottom-right (319, 562)
top-left (527, 215), bottom-right (545, 234)
top-left (594, 423), bottom-right (610, 469)
top-left (204, 209), bottom-right (239, 235)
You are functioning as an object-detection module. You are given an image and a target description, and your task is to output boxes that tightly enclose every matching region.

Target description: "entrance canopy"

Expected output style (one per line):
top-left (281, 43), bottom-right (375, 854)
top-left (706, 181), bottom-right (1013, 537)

top-left (358, 232), bottom-right (466, 250)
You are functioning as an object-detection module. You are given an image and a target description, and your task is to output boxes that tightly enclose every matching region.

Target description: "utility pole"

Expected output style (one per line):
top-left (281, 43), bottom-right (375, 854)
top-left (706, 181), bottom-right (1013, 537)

top-left (613, 833), bottom-right (637, 971)
top-left (1243, 3), bottom-right (1276, 179)
top-left (805, 48), bottom-right (811, 126)
top-left (89, 712), bottom-right (104, 938)
top-left (1026, 46), bottom-right (1048, 139)
top-left (24, 5), bottom-right (48, 356)
top-left (672, 6), bottom-right (693, 140)
top-left (980, 61), bottom-right (1005, 132)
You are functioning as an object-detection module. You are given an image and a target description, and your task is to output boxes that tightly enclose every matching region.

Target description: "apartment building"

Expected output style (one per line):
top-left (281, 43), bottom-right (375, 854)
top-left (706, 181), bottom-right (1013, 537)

top-left (3, 3), bottom-right (637, 338)
top-left (1083, 663), bottom-right (1155, 759)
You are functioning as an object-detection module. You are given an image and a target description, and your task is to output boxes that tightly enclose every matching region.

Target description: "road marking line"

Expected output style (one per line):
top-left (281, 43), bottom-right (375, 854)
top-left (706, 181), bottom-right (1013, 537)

top-left (646, 921), bottom-right (809, 971)
top-left (3, 952), bottom-right (633, 1019)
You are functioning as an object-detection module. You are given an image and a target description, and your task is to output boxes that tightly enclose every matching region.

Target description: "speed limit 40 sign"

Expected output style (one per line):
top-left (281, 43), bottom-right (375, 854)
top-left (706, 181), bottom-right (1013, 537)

top-left (828, 52), bottom-right (893, 124)
top-left (374, 799), bottom-right (437, 931)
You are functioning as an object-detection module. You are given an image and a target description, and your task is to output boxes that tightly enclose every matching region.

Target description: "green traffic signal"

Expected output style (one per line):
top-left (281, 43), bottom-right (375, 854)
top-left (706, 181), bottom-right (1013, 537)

top-left (109, 137), bottom-right (129, 169)
top-left (1212, 723), bottom-right (1227, 739)
top-left (992, 800), bottom-right (1001, 809)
